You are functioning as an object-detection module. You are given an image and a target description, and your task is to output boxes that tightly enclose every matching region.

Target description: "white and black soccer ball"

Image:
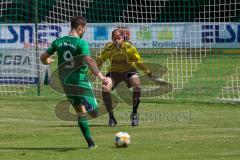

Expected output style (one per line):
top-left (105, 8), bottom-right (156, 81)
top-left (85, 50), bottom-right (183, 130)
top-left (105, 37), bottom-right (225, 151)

top-left (114, 132), bottom-right (130, 148)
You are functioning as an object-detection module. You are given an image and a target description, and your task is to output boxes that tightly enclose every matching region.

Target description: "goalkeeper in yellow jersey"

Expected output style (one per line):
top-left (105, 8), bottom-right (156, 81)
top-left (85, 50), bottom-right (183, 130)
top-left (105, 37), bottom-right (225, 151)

top-left (96, 29), bottom-right (153, 127)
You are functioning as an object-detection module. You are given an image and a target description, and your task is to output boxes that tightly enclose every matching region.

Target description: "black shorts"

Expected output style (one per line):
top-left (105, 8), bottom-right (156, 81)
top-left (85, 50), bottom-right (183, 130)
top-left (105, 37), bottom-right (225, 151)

top-left (106, 70), bottom-right (139, 89)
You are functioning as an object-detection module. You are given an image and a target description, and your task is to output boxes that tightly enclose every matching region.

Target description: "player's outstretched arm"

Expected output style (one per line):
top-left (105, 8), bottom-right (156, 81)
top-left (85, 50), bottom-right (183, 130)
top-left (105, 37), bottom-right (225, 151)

top-left (83, 56), bottom-right (112, 89)
top-left (40, 52), bottom-right (53, 65)
top-left (83, 56), bottom-right (107, 83)
top-left (96, 58), bottom-right (104, 70)
top-left (136, 62), bottom-right (169, 85)
top-left (135, 62), bottom-right (152, 76)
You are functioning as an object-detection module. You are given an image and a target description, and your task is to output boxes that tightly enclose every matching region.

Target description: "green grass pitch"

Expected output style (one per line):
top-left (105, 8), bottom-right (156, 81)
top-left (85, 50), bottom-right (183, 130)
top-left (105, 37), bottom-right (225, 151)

top-left (0, 97), bottom-right (240, 160)
top-left (1, 51), bottom-right (240, 159)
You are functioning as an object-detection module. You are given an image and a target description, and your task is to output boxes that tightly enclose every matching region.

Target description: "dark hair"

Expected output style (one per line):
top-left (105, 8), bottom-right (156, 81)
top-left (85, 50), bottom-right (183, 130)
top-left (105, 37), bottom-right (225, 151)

top-left (70, 16), bottom-right (86, 29)
top-left (112, 29), bottom-right (122, 40)
top-left (112, 28), bottom-right (130, 41)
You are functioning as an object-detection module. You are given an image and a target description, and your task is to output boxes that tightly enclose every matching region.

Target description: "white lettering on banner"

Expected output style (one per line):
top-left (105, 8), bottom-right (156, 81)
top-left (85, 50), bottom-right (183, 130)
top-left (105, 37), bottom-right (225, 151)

top-left (0, 23), bottom-right (239, 49)
top-left (0, 55), bottom-right (31, 65)
top-left (201, 23), bottom-right (240, 48)
top-left (0, 68), bottom-right (31, 74)
top-left (152, 41), bottom-right (190, 48)
top-left (0, 77), bottom-right (38, 84)
top-left (89, 42), bottom-right (108, 48)
top-left (0, 49), bottom-right (38, 84)
top-left (0, 24), bottom-right (63, 49)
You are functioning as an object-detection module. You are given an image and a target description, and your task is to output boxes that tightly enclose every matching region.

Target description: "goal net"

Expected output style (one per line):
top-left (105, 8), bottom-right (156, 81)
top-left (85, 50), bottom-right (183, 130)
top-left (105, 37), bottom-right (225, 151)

top-left (0, 0), bottom-right (240, 103)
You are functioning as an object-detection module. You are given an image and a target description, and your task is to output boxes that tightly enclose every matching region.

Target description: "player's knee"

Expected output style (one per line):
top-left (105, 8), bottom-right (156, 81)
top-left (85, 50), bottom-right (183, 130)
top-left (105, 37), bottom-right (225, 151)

top-left (133, 85), bottom-right (141, 92)
top-left (133, 85), bottom-right (141, 100)
top-left (77, 113), bottom-right (87, 123)
top-left (102, 91), bottom-right (111, 99)
top-left (131, 79), bottom-right (141, 87)
top-left (102, 85), bottom-right (111, 93)
top-left (77, 112), bottom-right (87, 119)
top-left (89, 110), bottom-right (98, 118)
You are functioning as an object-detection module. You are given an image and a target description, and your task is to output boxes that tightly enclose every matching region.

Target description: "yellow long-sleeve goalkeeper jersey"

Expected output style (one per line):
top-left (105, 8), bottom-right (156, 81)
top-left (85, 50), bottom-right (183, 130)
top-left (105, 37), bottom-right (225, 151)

top-left (98, 41), bottom-right (145, 72)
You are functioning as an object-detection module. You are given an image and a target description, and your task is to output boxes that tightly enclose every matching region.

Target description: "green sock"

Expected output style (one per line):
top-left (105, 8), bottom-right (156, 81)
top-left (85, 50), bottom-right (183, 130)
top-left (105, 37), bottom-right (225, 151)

top-left (78, 116), bottom-right (91, 141)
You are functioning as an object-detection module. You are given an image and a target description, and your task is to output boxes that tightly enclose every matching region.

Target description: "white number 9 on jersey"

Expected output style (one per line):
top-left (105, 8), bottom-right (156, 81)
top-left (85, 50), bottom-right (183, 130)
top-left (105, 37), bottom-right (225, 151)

top-left (63, 50), bottom-right (74, 68)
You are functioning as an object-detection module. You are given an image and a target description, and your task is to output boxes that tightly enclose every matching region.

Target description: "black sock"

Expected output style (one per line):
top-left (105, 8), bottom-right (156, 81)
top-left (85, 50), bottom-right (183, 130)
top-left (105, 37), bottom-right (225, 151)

top-left (109, 112), bottom-right (115, 119)
top-left (132, 99), bottom-right (140, 115)
top-left (102, 91), bottom-right (115, 119)
top-left (132, 86), bottom-right (141, 115)
top-left (87, 138), bottom-right (95, 146)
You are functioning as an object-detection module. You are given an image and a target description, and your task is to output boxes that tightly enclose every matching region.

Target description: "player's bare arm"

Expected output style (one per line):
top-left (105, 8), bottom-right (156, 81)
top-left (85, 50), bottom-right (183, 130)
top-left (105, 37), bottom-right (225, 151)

top-left (40, 52), bottom-right (53, 65)
top-left (135, 62), bottom-right (152, 77)
top-left (83, 56), bottom-right (109, 85)
top-left (96, 58), bottom-right (104, 70)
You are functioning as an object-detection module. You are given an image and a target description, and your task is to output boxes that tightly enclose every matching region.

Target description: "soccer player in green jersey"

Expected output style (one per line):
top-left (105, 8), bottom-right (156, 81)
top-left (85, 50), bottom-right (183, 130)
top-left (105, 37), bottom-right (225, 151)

top-left (96, 29), bottom-right (153, 127)
top-left (40, 16), bottom-right (109, 148)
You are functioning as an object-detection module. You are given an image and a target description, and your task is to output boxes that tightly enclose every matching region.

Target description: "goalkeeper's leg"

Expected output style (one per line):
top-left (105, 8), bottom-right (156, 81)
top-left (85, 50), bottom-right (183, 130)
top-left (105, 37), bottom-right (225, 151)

top-left (128, 73), bottom-right (141, 126)
top-left (102, 74), bottom-right (118, 127)
top-left (102, 90), bottom-right (118, 127)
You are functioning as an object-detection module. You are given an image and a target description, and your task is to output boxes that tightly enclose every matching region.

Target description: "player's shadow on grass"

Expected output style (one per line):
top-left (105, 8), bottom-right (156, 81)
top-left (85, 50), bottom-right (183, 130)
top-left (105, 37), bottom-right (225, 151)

top-left (91, 124), bottom-right (133, 127)
top-left (47, 124), bottom-right (108, 128)
top-left (0, 147), bottom-right (86, 152)
top-left (110, 146), bottom-right (129, 149)
top-left (47, 123), bottom-right (132, 128)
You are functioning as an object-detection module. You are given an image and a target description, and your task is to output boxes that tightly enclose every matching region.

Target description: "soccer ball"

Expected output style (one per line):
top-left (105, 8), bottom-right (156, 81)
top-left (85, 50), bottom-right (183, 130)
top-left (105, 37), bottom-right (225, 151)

top-left (114, 132), bottom-right (130, 148)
